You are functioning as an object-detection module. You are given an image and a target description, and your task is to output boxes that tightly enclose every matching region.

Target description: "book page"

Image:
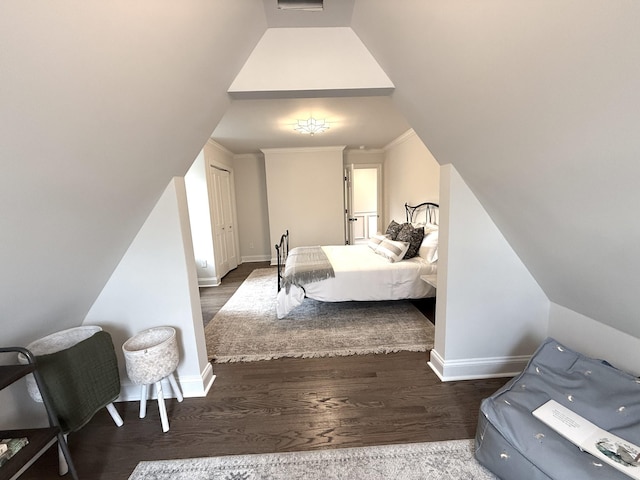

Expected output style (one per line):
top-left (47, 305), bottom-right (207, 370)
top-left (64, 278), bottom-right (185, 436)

top-left (533, 400), bottom-right (640, 480)
top-left (532, 399), bottom-right (600, 445)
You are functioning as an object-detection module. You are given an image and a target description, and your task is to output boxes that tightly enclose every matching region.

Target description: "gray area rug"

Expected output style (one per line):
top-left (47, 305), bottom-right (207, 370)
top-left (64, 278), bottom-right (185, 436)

top-left (128, 439), bottom-right (497, 480)
top-left (205, 268), bottom-right (434, 363)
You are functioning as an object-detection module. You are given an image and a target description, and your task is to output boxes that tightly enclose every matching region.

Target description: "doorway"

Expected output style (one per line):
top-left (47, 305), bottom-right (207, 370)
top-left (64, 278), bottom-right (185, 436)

top-left (344, 164), bottom-right (382, 245)
top-left (209, 164), bottom-right (238, 279)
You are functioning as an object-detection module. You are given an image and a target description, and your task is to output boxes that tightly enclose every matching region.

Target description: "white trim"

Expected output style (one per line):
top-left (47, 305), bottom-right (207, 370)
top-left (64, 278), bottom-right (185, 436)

top-left (428, 348), bottom-right (529, 382)
top-left (241, 254), bottom-right (271, 263)
top-left (234, 153), bottom-right (264, 161)
top-left (261, 146), bottom-right (346, 155)
top-left (206, 138), bottom-right (234, 156)
top-left (344, 148), bottom-right (385, 155)
top-left (116, 363), bottom-right (216, 402)
top-left (383, 128), bottom-right (416, 151)
top-left (198, 276), bottom-right (220, 287)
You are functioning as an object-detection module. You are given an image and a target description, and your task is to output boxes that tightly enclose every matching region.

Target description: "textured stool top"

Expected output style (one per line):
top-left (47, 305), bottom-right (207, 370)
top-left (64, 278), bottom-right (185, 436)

top-left (25, 326), bottom-right (103, 356)
top-left (123, 326), bottom-right (175, 354)
top-left (122, 326), bottom-right (179, 385)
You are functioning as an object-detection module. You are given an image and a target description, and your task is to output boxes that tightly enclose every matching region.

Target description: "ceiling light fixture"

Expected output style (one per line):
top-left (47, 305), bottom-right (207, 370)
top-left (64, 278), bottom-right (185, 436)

top-left (294, 117), bottom-right (329, 136)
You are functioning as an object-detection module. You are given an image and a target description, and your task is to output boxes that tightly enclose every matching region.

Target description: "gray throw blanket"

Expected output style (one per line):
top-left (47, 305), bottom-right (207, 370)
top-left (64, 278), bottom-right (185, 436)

top-left (282, 246), bottom-right (335, 293)
top-left (35, 331), bottom-right (120, 433)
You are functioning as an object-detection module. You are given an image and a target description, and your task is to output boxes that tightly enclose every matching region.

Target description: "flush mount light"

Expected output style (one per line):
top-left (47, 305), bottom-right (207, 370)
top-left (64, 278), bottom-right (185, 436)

top-left (294, 117), bottom-right (329, 136)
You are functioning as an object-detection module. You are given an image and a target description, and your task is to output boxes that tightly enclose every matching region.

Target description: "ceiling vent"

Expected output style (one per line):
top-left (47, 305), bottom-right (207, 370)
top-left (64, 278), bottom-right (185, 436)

top-left (277, 0), bottom-right (323, 11)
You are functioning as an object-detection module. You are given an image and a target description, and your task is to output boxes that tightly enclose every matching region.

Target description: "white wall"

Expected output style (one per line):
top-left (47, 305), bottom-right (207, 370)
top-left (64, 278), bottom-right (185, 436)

top-left (84, 178), bottom-right (213, 400)
top-left (430, 164), bottom-right (550, 380)
top-left (352, 1), bottom-right (640, 342)
top-left (229, 27), bottom-right (393, 95)
top-left (185, 151), bottom-right (217, 286)
top-left (548, 303), bottom-right (640, 376)
top-left (344, 149), bottom-right (385, 166)
top-left (0, 0), bottom-right (266, 354)
top-left (233, 153), bottom-right (272, 263)
top-left (383, 129), bottom-right (440, 226)
top-left (263, 146), bottom-right (346, 258)
top-left (232, 148), bottom-right (381, 262)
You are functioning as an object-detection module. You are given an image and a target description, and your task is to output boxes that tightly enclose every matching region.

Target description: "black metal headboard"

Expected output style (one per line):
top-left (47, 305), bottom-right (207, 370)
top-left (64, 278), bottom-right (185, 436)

top-left (405, 202), bottom-right (439, 226)
top-left (275, 230), bottom-right (289, 292)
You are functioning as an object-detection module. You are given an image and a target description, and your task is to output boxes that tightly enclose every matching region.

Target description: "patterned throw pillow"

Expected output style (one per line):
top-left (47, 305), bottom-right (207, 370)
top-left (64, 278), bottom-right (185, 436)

top-left (396, 223), bottom-right (425, 259)
top-left (385, 220), bottom-right (403, 240)
top-left (375, 238), bottom-right (410, 263)
top-left (367, 233), bottom-right (389, 251)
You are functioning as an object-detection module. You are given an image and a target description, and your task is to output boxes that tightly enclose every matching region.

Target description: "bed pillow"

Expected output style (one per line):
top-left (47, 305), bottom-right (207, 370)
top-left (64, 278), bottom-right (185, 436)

top-left (419, 230), bottom-right (439, 263)
top-left (385, 220), bottom-right (403, 240)
top-left (396, 223), bottom-right (425, 259)
top-left (367, 233), bottom-right (389, 251)
top-left (375, 238), bottom-right (410, 263)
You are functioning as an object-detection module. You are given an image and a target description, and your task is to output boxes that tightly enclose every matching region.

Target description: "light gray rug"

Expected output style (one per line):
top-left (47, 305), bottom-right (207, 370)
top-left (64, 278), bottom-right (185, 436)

top-left (205, 268), bottom-right (434, 363)
top-left (128, 439), bottom-right (497, 480)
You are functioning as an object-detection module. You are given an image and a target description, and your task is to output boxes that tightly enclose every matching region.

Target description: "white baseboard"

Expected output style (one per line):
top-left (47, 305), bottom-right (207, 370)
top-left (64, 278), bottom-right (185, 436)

top-left (428, 348), bottom-right (529, 381)
top-left (198, 276), bottom-right (220, 287)
top-left (241, 254), bottom-right (271, 263)
top-left (116, 363), bottom-right (216, 402)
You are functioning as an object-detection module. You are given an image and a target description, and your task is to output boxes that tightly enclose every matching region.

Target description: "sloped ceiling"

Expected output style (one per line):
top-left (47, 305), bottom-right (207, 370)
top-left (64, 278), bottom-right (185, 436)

top-left (351, 0), bottom-right (640, 338)
top-left (0, 1), bottom-right (266, 345)
top-left (2, 0), bottom-right (639, 346)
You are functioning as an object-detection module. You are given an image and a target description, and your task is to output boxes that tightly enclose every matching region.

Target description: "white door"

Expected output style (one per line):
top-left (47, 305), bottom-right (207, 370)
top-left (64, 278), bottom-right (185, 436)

top-left (345, 165), bottom-right (380, 245)
top-left (210, 166), bottom-right (238, 279)
top-left (219, 169), bottom-right (238, 271)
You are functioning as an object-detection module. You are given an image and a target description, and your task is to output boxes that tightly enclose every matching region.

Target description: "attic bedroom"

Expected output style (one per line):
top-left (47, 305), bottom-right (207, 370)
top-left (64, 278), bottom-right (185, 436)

top-left (2, 0), bottom-right (640, 478)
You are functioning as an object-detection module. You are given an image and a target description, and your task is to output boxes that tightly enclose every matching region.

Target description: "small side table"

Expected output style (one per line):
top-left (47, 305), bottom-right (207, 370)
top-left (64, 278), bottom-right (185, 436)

top-left (122, 327), bottom-right (183, 433)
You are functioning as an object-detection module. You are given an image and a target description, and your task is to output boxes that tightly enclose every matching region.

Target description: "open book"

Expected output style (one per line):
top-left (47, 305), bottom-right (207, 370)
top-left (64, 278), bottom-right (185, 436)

top-left (533, 400), bottom-right (640, 479)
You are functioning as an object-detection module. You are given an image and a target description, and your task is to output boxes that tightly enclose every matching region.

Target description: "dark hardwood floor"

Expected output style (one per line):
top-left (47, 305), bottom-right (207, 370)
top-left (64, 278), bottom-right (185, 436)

top-left (22, 263), bottom-right (509, 480)
top-left (199, 261), bottom-right (272, 325)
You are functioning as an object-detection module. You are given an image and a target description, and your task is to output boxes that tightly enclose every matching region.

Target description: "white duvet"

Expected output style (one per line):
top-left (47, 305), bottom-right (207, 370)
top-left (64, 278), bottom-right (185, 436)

top-left (276, 244), bottom-right (437, 318)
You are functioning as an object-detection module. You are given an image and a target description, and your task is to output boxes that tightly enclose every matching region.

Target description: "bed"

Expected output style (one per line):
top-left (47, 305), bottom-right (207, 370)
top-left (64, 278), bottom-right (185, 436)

top-left (275, 202), bottom-right (439, 318)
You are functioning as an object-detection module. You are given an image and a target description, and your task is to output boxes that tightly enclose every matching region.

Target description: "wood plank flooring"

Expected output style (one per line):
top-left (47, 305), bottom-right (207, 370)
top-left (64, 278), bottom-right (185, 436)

top-left (199, 261), bottom-right (271, 326)
top-left (21, 263), bottom-right (509, 480)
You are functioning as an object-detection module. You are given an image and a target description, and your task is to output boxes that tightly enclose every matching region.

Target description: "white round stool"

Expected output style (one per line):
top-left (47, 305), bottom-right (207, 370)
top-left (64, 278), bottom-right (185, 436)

top-left (122, 326), bottom-right (183, 432)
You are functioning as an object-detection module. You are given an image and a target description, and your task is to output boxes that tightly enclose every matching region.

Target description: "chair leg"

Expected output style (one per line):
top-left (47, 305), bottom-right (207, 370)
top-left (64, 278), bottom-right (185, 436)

top-left (168, 371), bottom-right (183, 402)
top-left (57, 431), bottom-right (78, 480)
top-left (139, 384), bottom-right (148, 419)
top-left (58, 433), bottom-right (68, 476)
top-left (156, 381), bottom-right (169, 432)
top-left (106, 402), bottom-right (124, 427)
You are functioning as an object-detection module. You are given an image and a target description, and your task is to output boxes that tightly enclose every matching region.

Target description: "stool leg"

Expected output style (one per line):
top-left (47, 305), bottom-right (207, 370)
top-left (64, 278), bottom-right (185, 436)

top-left (168, 372), bottom-right (183, 402)
top-left (156, 381), bottom-right (169, 432)
top-left (139, 384), bottom-right (148, 418)
top-left (106, 402), bottom-right (124, 426)
top-left (58, 433), bottom-right (68, 476)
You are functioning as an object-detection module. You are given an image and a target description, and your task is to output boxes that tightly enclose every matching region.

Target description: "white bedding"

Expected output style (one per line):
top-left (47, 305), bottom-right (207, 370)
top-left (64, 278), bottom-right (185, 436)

top-left (276, 244), bottom-right (436, 318)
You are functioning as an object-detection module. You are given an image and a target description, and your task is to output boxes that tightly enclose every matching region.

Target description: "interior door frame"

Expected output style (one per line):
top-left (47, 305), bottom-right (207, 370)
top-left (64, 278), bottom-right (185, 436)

top-left (343, 165), bottom-right (354, 245)
top-left (344, 163), bottom-right (382, 244)
top-left (207, 161), bottom-right (239, 280)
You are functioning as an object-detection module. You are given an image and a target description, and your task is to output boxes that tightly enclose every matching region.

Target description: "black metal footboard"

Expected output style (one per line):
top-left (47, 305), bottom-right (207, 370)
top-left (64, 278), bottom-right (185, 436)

top-left (275, 230), bottom-right (289, 292)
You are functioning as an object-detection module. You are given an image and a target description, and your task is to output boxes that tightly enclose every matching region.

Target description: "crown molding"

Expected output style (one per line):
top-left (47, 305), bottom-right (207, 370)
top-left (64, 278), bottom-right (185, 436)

top-left (234, 152), bottom-right (264, 160)
top-left (206, 138), bottom-right (235, 156)
top-left (344, 148), bottom-right (385, 155)
top-left (261, 146), bottom-right (346, 154)
top-left (383, 128), bottom-right (416, 151)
